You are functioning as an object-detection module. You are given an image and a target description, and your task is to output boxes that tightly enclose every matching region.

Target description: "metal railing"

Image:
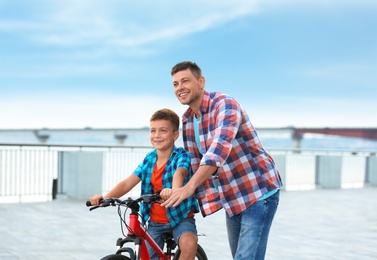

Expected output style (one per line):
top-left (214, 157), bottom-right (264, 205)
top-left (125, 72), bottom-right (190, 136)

top-left (0, 146), bottom-right (57, 202)
top-left (0, 144), bottom-right (151, 203)
top-left (0, 143), bottom-right (376, 203)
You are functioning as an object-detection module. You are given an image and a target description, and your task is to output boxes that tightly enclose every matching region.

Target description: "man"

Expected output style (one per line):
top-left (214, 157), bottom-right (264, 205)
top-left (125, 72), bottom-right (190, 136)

top-left (162, 61), bottom-right (283, 259)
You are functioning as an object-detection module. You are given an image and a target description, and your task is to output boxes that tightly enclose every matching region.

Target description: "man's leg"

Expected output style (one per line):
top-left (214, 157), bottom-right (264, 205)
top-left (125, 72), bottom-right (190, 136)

top-left (226, 190), bottom-right (280, 260)
top-left (226, 211), bottom-right (241, 258)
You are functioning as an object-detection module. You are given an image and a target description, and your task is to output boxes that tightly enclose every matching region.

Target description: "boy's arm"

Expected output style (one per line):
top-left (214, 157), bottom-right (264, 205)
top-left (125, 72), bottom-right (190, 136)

top-left (90, 174), bottom-right (141, 205)
top-left (105, 174), bottom-right (140, 198)
top-left (172, 167), bottom-right (188, 189)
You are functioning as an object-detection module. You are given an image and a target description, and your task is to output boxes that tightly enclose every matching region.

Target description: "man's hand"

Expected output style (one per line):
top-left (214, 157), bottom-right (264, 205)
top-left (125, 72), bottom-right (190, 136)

top-left (161, 184), bottom-right (196, 208)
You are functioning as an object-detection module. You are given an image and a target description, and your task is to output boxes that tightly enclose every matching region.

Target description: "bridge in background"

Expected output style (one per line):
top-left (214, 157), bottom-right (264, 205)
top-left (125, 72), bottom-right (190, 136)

top-left (290, 127), bottom-right (377, 148)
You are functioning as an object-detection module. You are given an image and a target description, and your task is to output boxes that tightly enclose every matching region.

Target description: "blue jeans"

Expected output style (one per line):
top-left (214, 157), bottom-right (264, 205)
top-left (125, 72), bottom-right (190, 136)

top-left (147, 217), bottom-right (197, 260)
top-left (226, 190), bottom-right (280, 260)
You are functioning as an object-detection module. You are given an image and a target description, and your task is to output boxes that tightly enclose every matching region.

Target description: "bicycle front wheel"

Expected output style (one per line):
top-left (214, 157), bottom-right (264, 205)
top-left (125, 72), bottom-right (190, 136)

top-left (174, 244), bottom-right (208, 260)
top-left (101, 254), bottom-right (131, 260)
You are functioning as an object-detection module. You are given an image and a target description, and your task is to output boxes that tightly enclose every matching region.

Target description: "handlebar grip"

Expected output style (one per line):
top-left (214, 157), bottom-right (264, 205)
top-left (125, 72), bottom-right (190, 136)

top-left (86, 199), bottom-right (104, 207)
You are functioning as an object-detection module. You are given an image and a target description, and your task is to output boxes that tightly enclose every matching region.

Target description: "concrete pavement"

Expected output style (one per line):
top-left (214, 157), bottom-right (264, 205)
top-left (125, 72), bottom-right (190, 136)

top-left (0, 187), bottom-right (376, 259)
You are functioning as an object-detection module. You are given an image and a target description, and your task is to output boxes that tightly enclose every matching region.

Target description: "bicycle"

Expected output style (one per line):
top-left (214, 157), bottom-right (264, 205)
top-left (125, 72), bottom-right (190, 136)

top-left (86, 194), bottom-right (208, 260)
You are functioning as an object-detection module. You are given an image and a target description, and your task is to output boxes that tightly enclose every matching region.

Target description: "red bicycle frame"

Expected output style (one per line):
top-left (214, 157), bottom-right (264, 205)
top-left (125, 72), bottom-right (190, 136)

top-left (128, 212), bottom-right (172, 260)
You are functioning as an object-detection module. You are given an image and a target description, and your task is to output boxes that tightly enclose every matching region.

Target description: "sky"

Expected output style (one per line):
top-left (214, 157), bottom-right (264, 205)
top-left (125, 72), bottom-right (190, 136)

top-left (0, 0), bottom-right (376, 129)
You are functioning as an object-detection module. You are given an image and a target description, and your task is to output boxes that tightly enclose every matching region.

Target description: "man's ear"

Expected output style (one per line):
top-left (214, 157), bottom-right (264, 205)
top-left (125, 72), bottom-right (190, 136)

top-left (199, 76), bottom-right (205, 89)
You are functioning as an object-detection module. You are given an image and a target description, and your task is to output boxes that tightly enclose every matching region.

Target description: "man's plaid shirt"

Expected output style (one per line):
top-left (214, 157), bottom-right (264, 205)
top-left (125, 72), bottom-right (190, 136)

top-left (182, 91), bottom-right (283, 217)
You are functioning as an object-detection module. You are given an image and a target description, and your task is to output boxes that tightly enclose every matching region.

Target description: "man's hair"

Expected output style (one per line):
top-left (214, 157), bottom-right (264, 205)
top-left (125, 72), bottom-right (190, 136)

top-left (171, 61), bottom-right (202, 79)
top-left (150, 108), bottom-right (180, 131)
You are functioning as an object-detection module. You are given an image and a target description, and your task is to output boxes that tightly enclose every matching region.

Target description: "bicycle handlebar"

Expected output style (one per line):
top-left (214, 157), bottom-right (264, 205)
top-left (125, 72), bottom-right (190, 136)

top-left (86, 193), bottom-right (161, 211)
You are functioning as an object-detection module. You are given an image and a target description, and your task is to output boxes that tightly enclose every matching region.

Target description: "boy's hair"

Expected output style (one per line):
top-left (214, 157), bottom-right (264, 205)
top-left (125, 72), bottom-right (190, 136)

top-left (171, 61), bottom-right (202, 79)
top-left (150, 108), bottom-right (180, 131)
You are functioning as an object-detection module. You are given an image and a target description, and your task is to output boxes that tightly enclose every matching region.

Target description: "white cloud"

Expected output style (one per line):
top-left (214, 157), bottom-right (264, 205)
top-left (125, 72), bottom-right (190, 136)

top-left (0, 1), bottom-right (259, 49)
top-left (302, 63), bottom-right (377, 84)
top-left (1, 0), bottom-right (375, 131)
top-left (0, 93), bottom-right (187, 129)
top-left (259, 0), bottom-right (377, 8)
top-left (1, 90), bottom-right (375, 130)
top-left (247, 96), bottom-right (377, 128)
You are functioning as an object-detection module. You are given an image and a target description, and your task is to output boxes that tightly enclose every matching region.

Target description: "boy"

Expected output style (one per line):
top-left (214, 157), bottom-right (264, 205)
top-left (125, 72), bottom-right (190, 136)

top-left (90, 108), bottom-right (199, 260)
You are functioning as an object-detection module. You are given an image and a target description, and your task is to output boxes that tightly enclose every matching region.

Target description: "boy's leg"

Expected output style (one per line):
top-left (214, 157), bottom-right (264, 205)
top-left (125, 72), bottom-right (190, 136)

top-left (226, 190), bottom-right (280, 260)
top-left (147, 221), bottom-right (171, 260)
top-left (173, 217), bottom-right (198, 260)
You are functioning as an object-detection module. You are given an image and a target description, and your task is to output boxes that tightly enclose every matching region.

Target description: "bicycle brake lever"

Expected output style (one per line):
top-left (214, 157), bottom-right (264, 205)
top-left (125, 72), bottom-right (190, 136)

top-left (88, 199), bottom-right (106, 211)
top-left (89, 205), bottom-right (100, 211)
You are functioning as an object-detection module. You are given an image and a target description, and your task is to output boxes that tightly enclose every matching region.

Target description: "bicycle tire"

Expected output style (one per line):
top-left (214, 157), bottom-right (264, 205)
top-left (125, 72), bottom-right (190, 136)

top-left (100, 254), bottom-right (131, 260)
top-left (174, 244), bottom-right (208, 260)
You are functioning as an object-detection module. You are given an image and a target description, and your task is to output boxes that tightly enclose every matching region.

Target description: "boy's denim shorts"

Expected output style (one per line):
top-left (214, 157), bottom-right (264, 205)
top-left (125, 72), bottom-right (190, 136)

top-left (148, 217), bottom-right (197, 243)
top-left (147, 217), bottom-right (197, 260)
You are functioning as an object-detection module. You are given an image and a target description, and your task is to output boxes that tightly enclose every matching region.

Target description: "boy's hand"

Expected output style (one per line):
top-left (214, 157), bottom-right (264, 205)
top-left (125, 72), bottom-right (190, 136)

top-left (160, 188), bottom-right (172, 201)
top-left (161, 184), bottom-right (195, 208)
top-left (89, 194), bottom-right (103, 206)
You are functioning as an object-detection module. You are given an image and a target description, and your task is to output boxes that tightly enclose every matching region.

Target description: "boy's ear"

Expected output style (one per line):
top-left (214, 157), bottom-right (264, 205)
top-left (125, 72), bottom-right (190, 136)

top-left (174, 130), bottom-right (179, 141)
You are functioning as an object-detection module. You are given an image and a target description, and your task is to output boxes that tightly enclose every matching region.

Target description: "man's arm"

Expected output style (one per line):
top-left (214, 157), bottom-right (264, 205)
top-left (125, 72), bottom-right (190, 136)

top-left (161, 164), bottom-right (217, 208)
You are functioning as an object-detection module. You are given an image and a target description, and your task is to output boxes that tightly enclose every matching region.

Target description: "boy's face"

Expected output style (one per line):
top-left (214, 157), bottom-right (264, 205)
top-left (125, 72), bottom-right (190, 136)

top-left (149, 119), bottom-right (178, 151)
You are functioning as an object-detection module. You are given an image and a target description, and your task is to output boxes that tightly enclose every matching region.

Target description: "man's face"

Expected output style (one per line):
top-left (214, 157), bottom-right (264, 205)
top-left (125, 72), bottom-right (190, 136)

top-left (172, 69), bottom-right (204, 106)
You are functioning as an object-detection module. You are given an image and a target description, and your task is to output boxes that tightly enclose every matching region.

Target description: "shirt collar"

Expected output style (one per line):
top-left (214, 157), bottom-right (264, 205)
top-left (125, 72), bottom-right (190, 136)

top-left (151, 146), bottom-right (178, 158)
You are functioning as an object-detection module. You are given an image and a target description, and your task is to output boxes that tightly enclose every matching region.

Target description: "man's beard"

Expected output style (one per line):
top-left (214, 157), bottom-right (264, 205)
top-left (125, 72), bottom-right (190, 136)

top-left (181, 92), bottom-right (200, 106)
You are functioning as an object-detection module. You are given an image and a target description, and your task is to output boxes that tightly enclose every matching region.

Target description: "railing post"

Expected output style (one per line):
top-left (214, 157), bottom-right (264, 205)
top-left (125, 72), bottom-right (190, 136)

top-left (52, 178), bottom-right (58, 200)
top-left (366, 155), bottom-right (377, 186)
top-left (272, 154), bottom-right (286, 190)
top-left (58, 151), bottom-right (103, 200)
top-left (0, 151), bottom-right (2, 196)
top-left (315, 155), bottom-right (342, 188)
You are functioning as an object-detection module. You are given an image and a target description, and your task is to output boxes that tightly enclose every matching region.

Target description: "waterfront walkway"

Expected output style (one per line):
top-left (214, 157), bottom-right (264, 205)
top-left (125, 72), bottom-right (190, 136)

top-left (0, 187), bottom-right (376, 259)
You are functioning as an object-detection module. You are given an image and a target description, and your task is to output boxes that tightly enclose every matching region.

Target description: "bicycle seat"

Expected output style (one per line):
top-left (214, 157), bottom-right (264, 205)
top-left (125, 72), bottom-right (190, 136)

top-left (162, 233), bottom-right (177, 249)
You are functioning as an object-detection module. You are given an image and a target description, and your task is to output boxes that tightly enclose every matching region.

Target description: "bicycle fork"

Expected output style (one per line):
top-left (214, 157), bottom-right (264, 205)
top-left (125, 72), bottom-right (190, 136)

top-left (123, 213), bottom-right (165, 259)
